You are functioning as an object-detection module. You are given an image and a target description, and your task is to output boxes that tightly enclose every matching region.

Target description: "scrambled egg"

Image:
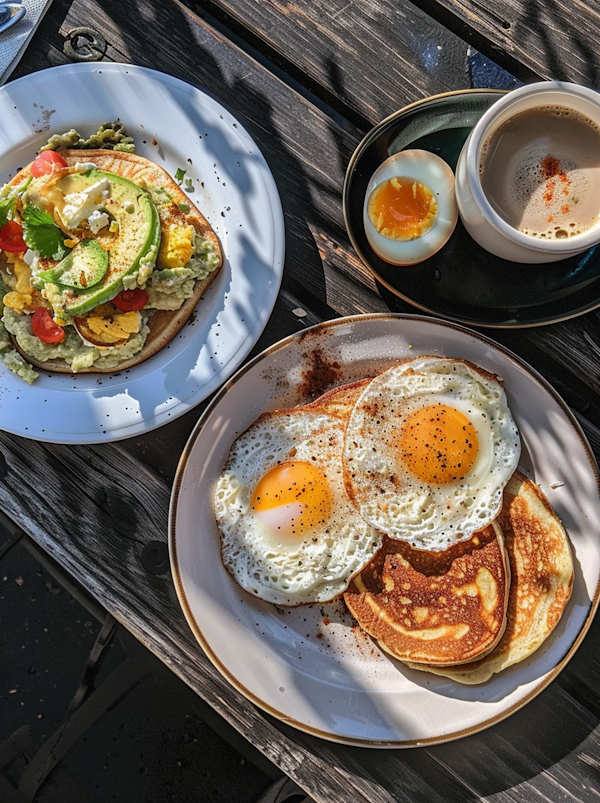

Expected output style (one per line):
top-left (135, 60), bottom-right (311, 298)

top-left (1, 253), bottom-right (46, 313)
top-left (4, 253), bottom-right (32, 291)
top-left (158, 223), bottom-right (195, 269)
top-left (77, 303), bottom-right (141, 346)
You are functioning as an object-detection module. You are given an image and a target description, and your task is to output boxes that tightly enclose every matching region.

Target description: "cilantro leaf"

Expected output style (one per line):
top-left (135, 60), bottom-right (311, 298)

top-left (175, 167), bottom-right (186, 184)
top-left (21, 206), bottom-right (70, 260)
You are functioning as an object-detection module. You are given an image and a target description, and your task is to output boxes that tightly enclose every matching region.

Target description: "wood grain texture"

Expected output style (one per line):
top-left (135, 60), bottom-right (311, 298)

top-left (51, 0), bottom-right (600, 432)
top-left (3, 0), bottom-right (600, 801)
top-left (54, 0), bottom-right (372, 328)
top-left (188, 0), bottom-right (471, 126)
top-left (0, 428), bottom-right (393, 803)
top-left (412, 0), bottom-right (600, 85)
top-left (142, 0), bottom-right (600, 442)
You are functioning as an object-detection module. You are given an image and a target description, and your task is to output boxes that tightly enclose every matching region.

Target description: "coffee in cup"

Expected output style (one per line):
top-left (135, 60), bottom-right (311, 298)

top-left (480, 105), bottom-right (600, 241)
top-left (455, 82), bottom-right (600, 263)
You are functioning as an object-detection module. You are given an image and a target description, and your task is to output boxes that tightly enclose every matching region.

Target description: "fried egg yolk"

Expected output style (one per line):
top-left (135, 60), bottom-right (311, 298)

top-left (215, 410), bottom-right (382, 605)
top-left (400, 404), bottom-right (479, 485)
top-left (250, 461), bottom-right (331, 541)
top-left (343, 357), bottom-right (521, 550)
top-left (367, 176), bottom-right (438, 241)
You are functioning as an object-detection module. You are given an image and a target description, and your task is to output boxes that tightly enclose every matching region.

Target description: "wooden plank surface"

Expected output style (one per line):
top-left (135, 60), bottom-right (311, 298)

top-left (3, 396), bottom-right (600, 803)
top-left (3, 0), bottom-right (600, 801)
top-left (176, 0), bottom-right (600, 448)
top-left (411, 0), bottom-right (600, 85)
top-left (0, 400), bottom-right (391, 803)
top-left (188, 0), bottom-right (472, 126)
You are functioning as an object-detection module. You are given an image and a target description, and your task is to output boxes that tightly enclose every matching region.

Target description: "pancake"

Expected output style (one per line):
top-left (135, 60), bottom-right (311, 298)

top-left (2, 149), bottom-right (222, 374)
top-left (302, 378), bottom-right (371, 419)
top-left (344, 520), bottom-right (510, 666)
top-left (403, 471), bottom-right (574, 683)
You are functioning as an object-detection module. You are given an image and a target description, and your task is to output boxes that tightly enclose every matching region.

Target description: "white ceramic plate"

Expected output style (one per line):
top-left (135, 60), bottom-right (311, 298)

top-left (0, 63), bottom-right (284, 443)
top-left (170, 314), bottom-right (600, 747)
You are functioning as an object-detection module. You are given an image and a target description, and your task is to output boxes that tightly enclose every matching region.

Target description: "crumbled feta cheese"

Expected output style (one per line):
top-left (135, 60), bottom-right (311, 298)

top-left (22, 249), bottom-right (37, 267)
top-left (23, 249), bottom-right (41, 275)
top-left (60, 178), bottom-right (110, 229)
top-left (74, 162), bottom-right (99, 170)
top-left (87, 209), bottom-right (110, 234)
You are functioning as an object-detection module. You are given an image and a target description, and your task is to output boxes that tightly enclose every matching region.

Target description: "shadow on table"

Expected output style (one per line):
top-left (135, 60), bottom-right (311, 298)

top-left (48, 3), bottom-right (600, 801)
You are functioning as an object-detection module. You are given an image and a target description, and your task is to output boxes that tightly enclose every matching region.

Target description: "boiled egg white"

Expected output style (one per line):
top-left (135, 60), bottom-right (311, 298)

top-left (363, 149), bottom-right (458, 265)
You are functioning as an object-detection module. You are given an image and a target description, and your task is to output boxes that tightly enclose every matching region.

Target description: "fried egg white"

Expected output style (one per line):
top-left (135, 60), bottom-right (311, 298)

top-left (343, 357), bottom-right (521, 551)
top-left (214, 409), bottom-right (382, 606)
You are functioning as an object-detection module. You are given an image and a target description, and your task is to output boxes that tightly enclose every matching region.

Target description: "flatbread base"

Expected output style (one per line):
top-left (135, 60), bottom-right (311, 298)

top-left (4, 149), bottom-right (222, 375)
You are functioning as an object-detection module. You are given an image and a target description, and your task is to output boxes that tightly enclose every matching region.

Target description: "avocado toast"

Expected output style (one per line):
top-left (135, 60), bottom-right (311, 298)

top-left (0, 148), bottom-right (222, 381)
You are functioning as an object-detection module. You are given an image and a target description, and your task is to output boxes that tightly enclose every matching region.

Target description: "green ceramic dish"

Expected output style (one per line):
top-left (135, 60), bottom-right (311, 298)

top-left (343, 90), bottom-right (600, 328)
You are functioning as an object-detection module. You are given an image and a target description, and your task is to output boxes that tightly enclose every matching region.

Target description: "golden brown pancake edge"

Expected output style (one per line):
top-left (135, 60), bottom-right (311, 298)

top-left (403, 470), bottom-right (574, 683)
top-left (343, 520), bottom-right (511, 667)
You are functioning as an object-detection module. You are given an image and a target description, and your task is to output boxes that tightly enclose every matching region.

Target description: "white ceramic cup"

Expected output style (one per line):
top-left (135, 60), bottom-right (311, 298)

top-left (455, 81), bottom-right (600, 263)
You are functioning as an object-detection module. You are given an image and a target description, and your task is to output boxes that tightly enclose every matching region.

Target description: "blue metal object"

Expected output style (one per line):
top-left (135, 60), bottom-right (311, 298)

top-left (0, 3), bottom-right (26, 35)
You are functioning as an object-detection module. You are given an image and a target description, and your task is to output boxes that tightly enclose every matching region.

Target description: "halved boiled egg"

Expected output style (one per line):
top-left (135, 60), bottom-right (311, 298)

top-left (363, 149), bottom-right (458, 265)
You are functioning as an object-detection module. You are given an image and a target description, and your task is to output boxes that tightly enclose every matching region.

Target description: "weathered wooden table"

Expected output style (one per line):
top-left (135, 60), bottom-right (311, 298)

top-left (3, 1), bottom-right (600, 801)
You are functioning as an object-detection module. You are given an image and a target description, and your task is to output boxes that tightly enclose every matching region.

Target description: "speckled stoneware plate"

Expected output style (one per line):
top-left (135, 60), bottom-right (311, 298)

top-left (344, 90), bottom-right (600, 328)
top-left (0, 63), bottom-right (284, 443)
top-left (169, 313), bottom-right (600, 747)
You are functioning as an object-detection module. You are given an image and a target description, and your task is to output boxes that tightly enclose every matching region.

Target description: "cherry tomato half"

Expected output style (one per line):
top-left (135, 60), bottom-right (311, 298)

top-left (30, 150), bottom-right (69, 178)
top-left (0, 220), bottom-right (27, 253)
top-left (31, 307), bottom-right (65, 344)
top-left (112, 288), bottom-right (148, 312)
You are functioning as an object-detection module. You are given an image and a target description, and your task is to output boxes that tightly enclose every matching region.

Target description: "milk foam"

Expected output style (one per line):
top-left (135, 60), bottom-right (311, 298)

top-left (480, 106), bottom-right (600, 240)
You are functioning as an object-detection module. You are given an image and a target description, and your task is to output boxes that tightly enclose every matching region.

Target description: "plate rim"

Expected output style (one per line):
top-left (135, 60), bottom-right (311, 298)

top-left (342, 89), bottom-right (600, 329)
top-left (0, 62), bottom-right (285, 444)
top-left (168, 311), bottom-right (600, 747)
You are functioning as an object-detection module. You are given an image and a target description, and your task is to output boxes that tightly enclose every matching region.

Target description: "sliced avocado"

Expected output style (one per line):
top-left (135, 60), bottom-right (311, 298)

top-left (37, 238), bottom-right (108, 289)
top-left (38, 169), bottom-right (161, 319)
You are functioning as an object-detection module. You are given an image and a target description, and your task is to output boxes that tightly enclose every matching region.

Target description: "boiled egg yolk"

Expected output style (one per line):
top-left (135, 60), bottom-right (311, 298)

top-left (399, 404), bottom-right (479, 485)
top-left (362, 150), bottom-right (458, 265)
top-left (367, 177), bottom-right (438, 241)
top-left (250, 461), bottom-right (332, 541)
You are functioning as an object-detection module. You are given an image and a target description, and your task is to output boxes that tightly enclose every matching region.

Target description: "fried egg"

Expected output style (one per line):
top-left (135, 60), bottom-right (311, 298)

top-left (343, 357), bottom-right (521, 551)
top-left (363, 149), bottom-right (458, 265)
top-left (214, 409), bottom-right (382, 606)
